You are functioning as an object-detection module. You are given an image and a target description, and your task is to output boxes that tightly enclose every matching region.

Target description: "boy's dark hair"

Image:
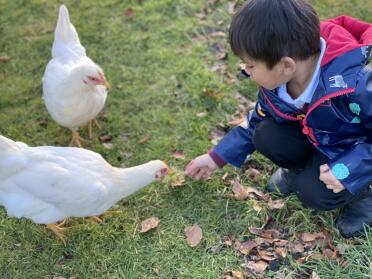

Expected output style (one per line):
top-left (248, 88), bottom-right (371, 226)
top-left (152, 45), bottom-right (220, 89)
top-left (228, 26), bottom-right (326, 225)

top-left (229, 0), bottom-right (320, 68)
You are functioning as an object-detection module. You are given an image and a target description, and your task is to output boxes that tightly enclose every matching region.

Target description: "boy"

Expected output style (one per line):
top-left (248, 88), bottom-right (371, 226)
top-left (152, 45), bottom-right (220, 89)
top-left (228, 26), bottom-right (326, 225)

top-left (185, 0), bottom-right (372, 238)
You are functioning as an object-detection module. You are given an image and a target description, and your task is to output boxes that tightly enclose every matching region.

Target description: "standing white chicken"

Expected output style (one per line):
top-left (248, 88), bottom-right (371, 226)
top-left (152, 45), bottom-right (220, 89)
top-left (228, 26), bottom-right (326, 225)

top-left (43, 5), bottom-right (110, 147)
top-left (0, 135), bottom-right (169, 244)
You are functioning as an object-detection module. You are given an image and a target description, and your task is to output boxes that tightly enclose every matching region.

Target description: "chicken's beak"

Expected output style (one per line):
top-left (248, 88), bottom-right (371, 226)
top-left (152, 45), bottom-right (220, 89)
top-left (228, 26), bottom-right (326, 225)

top-left (98, 73), bottom-right (111, 89)
top-left (102, 78), bottom-right (111, 90)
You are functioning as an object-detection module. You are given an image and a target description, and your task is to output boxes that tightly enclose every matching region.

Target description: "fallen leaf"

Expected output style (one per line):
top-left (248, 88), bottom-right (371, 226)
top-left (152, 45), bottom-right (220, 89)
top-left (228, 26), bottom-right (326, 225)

top-left (139, 135), bottom-right (150, 144)
top-left (185, 224), bottom-right (203, 247)
top-left (245, 168), bottom-right (261, 182)
top-left (232, 271), bottom-right (244, 279)
top-left (322, 248), bottom-right (337, 260)
top-left (268, 199), bottom-right (286, 209)
top-left (166, 169), bottom-right (186, 187)
top-left (288, 240), bottom-right (305, 254)
top-left (235, 240), bottom-right (257, 255)
top-left (232, 179), bottom-right (249, 200)
top-left (244, 260), bottom-right (268, 273)
top-left (257, 248), bottom-right (277, 261)
top-left (203, 88), bottom-right (220, 100)
top-left (102, 142), bottom-right (113, 149)
top-left (196, 111), bottom-right (208, 117)
top-left (222, 172), bottom-right (229, 182)
top-left (245, 186), bottom-right (270, 201)
top-left (273, 239), bottom-right (288, 247)
top-left (251, 200), bottom-right (262, 213)
top-left (222, 235), bottom-right (235, 247)
top-left (192, 34), bottom-right (208, 43)
top-left (172, 150), bottom-right (185, 160)
top-left (99, 134), bottom-right (112, 143)
top-left (0, 55), bottom-right (11, 63)
top-left (300, 232), bottom-right (325, 242)
top-left (275, 247), bottom-right (287, 258)
top-left (140, 217), bottom-right (160, 233)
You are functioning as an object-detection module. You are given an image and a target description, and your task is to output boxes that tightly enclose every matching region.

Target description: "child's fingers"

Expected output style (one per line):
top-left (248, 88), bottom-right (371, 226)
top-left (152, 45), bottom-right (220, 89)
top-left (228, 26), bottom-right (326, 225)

top-left (201, 169), bottom-right (212, 180)
top-left (194, 168), bottom-right (207, 180)
top-left (185, 161), bottom-right (198, 177)
top-left (319, 164), bottom-right (330, 173)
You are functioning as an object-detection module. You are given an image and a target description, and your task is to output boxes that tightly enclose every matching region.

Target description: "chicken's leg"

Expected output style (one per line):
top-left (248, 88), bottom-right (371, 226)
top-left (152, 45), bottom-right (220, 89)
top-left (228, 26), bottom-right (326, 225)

top-left (70, 131), bottom-right (90, 147)
top-left (88, 119), bottom-right (101, 140)
top-left (46, 218), bottom-right (68, 245)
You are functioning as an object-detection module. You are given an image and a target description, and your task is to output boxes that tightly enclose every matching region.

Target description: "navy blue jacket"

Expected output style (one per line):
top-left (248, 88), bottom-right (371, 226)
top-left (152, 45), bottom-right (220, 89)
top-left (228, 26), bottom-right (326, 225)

top-left (211, 16), bottom-right (372, 194)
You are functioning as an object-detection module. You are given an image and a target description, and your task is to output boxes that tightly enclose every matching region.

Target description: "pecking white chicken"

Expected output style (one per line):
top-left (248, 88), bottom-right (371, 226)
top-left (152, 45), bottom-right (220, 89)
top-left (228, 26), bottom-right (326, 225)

top-left (43, 5), bottom-right (110, 147)
top-left (0, 135), bottom-right (169, 244)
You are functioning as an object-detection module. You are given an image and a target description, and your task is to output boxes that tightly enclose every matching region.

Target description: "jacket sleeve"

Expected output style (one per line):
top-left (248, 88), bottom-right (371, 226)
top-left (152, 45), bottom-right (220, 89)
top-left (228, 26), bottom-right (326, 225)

top-left (210, 91), bottom-right (271, 168)
top-left (328, 70), bottom-right (372, 194)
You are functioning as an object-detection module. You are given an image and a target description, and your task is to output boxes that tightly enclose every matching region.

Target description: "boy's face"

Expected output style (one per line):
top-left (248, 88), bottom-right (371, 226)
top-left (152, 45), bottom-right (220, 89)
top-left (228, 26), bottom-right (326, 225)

top-left (242, 57), bottom-right (293, 90)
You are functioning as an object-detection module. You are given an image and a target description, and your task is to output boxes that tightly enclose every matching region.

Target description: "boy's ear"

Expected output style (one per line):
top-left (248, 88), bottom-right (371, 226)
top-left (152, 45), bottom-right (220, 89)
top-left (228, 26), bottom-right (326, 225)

top-left (281, 57), bottom-right (296, 76)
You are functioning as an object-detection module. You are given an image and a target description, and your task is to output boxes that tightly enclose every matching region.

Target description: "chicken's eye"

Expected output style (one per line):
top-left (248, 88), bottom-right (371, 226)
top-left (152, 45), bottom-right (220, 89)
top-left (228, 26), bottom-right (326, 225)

top-left (89, 77), bottom-right (97, 81)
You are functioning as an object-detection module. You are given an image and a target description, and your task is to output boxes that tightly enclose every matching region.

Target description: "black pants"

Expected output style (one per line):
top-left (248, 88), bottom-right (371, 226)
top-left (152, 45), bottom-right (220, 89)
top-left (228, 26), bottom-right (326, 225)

top-left (252, 118), bottom-right (360, 211)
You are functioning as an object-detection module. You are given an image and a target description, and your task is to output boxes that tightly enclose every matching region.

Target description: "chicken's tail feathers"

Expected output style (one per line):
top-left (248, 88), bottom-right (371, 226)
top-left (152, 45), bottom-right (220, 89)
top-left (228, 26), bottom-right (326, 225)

top-left (52, 5), bottom-right (86, 60)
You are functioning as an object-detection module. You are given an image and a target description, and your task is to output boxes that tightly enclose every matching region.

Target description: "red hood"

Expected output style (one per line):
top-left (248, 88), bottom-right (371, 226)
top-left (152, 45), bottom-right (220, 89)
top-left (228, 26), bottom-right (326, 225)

top-left (320, 15), bottom-right (372, 66)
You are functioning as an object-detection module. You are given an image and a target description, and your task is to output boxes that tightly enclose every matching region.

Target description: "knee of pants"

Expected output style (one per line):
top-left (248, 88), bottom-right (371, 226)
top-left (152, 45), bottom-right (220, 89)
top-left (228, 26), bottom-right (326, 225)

top-left (293, 180), bottom-right (342, 211)
top-left (253, 121), bottom-right (276, 157)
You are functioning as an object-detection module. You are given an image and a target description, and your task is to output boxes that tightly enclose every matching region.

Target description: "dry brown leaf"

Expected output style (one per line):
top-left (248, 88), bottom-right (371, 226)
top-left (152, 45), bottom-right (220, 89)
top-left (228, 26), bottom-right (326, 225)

top-left (235, 240), bottom-right (257, 255)
top-left (140, 217), bottom-right (160, 233)
top-left (300, 232), bottom-right (326, 242)
top-left (257, 248), bottom-right (277, 261)
top-left (102, 142), bottom-right (113, 149)
top-left (232, 179), bottom-right (249, 200)
top-left (273, 239), bottom-right (288, 247)
top-left (275, 247), bottom-right (287, 258)
top-left (192, 35), bottom-right (208, 43)
top-left (222, 172), bottom-right (229, 181)
top-left (185, 224), bottom-right (203, 247)
top-left (232, 271), bottom-right (244, 279)
top-left (0, 55), bottom-right (11, 63)
top-left (139, 135), bottom-right (150, 144)
top-left (99, 134), bottom-right (112, 143)
top-left (322, 248), bottom-right (337, 260)
top-left (168, 171), bottom-right (185, 187)
top-left (222, 235), bottom-right (235, 247)
top-left (251, 200), bottom-right (262, 213)
top-left (245, 260), bottom-right (268, 273)
top-left (172, 151), bottom-right (185, 160)
top-left (288, 240), bottom-right (305, 254)
top-left (246, 186), bottom-right (270, 201)
top-left (196, 111), bottom-right (208, 118)
top-left (245, 168), bottom-right (261, 182)
top-left (268, 199), bottom-right (286, 209)
top-left (203, 88), bottom-right (220, 100)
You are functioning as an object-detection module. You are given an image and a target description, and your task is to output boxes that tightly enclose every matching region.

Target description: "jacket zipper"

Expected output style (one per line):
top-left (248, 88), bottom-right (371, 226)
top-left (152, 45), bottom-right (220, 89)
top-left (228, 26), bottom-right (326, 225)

top-left (260, 87), bottom-right (356, 145)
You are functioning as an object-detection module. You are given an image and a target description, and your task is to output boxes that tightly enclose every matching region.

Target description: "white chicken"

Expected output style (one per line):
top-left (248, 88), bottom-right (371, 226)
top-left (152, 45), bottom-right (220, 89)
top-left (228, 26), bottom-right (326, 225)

top-left (0, 135), bottom-right (169, 244)
top-left (43, 5), bottom-right (110, 147)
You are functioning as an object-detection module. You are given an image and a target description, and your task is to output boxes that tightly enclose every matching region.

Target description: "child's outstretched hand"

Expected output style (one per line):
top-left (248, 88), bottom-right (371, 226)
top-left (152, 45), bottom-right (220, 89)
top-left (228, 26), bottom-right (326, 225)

top-left (185, 153), bottom-right (218, 180)
top-left (319, 164), bottom-right (346, 193)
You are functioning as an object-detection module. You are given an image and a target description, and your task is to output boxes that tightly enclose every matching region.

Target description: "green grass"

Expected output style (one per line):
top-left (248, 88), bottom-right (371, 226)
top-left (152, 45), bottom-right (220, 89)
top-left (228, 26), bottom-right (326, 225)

top-left (0, 0), bottom-right (371, 278)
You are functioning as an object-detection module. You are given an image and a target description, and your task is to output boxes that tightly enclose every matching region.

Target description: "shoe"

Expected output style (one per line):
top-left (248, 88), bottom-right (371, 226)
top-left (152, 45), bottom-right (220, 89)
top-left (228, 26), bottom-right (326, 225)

top-left (337, 185), bottom-right (372, 238)
top-left (266, 168), bottom-right (300, 196)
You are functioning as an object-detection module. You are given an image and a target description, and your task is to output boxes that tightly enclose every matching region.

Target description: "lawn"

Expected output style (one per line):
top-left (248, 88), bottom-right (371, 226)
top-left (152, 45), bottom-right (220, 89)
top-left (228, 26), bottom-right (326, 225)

top-left (0, 0), bottom-right (371, 278)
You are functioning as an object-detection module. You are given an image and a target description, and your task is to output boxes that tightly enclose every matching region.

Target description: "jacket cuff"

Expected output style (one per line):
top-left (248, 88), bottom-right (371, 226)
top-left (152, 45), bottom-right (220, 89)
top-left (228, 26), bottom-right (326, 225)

top-left (208, 149), bottom-right (227, 168)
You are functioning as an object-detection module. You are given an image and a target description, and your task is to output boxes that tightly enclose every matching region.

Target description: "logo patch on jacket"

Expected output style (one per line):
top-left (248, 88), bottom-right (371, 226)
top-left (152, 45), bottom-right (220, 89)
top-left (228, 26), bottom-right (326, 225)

top-left (329, 75), bottom-right (348, 89)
